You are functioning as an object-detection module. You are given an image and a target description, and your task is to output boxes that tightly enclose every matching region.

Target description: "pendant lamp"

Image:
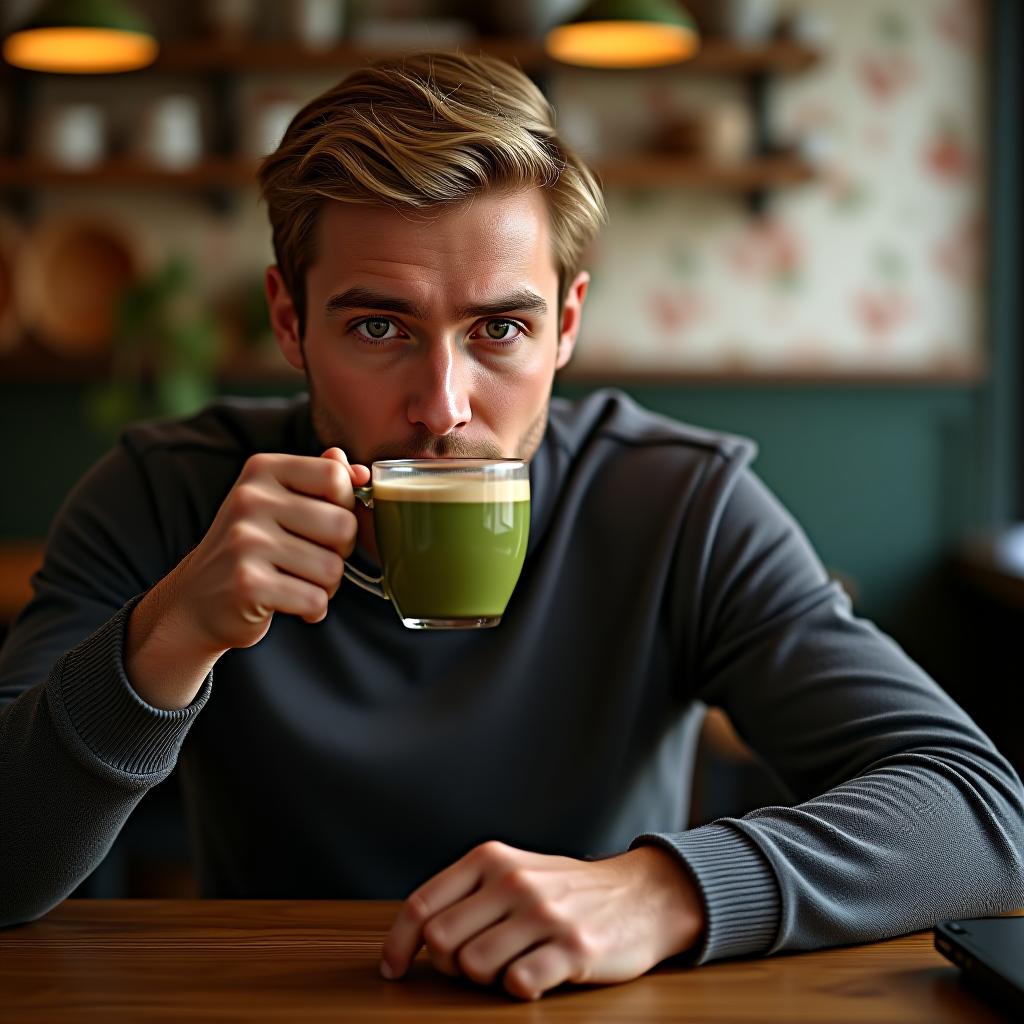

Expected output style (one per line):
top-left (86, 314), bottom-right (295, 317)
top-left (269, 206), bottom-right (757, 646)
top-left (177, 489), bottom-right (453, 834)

top-left (3, 0), bottom-right (158, 74)
top-left (546, 0), bottom-right (699, 69)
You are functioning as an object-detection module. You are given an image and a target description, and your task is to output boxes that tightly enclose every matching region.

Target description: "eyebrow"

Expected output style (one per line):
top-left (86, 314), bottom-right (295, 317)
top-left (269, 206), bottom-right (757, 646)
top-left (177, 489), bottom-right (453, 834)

top-left (323, 286), bottom-right (548, 322)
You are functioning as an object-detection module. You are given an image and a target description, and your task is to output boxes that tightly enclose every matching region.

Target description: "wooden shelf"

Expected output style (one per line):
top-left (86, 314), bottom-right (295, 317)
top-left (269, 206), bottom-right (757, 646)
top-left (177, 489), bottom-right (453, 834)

top-left (596, 154), bottom-right (816, 189)
top-left (0, 156), bottom-right (256, 189)
top-left (0, 155), bottom-right (816, 193)
top-left (0, 339), bottom-right (304, 383)
top-left (0, 36), bottom-right (822, 209)
top-left (557, 365), bottom-right (987, 387)
top-left (681, 39), bottom-right (821, 74)
top-left (0, 342), bottom-right (112, 380)
top-left (151, 37), bottom-right (547, 73)
top-left (142, 37), bottom-right (821, 75)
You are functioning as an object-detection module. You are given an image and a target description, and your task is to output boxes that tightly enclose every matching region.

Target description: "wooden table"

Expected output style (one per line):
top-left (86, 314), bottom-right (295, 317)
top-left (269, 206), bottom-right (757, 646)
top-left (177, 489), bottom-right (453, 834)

top-left (0, 541), bottom-right (42, 623)
top-left (0, 901), bottom-right (1013, 1022)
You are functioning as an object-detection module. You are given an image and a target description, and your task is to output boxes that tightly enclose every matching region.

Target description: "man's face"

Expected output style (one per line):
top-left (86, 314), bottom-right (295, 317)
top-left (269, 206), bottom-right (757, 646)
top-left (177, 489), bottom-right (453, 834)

top-left (266, 188), bottom-right (589, 466)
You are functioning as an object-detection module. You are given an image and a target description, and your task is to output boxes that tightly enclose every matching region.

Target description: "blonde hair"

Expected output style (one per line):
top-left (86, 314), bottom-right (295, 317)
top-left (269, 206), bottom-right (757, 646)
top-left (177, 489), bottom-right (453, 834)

top-left (257, 51), bottom-right (607, 337)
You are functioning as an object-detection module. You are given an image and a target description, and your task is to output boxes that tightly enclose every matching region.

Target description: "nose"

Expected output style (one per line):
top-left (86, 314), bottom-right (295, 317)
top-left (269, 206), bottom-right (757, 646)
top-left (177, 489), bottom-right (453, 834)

top-left (405, 340), bottom-right (472, 437)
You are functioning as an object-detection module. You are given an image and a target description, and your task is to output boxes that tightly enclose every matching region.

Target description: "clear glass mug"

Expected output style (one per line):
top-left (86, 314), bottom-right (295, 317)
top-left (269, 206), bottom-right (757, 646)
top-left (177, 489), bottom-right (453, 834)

top-left (343, 459), bottom-right (530, 629)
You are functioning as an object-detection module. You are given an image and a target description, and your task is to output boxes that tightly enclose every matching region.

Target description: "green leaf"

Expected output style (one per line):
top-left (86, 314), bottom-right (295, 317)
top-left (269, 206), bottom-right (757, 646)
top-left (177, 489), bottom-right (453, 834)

top-left (84, 382), bottom-right (146, 435)
top-left (171, 319), bottom-right (220, 368)
top-left (155, 368), bottom-right (215, 418)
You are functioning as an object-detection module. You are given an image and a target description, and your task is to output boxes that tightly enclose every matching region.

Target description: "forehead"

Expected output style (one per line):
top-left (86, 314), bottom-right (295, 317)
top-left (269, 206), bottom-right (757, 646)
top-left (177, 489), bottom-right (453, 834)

top-left (309, 188), bottom-right (557, 300)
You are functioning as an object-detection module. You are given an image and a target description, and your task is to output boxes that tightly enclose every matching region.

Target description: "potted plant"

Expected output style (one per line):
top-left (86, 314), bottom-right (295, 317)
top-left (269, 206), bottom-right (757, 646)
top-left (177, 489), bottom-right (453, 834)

top-left (86, 254), bottom-right (221, 434)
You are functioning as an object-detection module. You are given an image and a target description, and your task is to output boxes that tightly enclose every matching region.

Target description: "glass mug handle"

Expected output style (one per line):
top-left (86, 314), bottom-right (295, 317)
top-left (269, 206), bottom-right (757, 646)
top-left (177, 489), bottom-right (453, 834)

top-left (343, 484), bottom-right (388, 600)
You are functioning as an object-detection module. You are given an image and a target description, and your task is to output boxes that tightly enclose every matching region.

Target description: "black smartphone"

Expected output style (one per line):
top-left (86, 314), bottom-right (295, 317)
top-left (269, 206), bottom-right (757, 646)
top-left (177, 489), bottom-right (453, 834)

top-left (934, 916), bottom-right (1024, 1016)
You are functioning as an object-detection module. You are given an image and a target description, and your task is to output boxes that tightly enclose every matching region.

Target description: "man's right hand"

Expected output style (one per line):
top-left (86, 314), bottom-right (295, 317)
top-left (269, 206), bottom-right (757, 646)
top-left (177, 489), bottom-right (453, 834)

top-left (125, 447), bottom-right (370, 711)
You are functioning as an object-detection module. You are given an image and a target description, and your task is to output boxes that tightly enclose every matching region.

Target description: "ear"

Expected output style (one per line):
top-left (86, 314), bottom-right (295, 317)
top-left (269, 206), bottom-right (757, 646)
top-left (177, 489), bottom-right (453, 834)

top-left (555, 271), bottom-right (590, 372)
top-left (265, 266), bottom-right (304, 371)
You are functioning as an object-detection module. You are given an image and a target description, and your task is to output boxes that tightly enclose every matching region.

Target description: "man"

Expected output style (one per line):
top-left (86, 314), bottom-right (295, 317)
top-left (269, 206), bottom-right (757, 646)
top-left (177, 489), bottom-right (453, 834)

top-left (1, 52), bottom-right (1022, 1002)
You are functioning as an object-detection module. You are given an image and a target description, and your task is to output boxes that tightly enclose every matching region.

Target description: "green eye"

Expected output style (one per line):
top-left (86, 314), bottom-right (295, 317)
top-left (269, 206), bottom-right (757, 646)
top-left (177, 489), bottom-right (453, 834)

top-left (364, 318), bottom-right (392, 339)
top-left (485, 319), bottom-right (513, 339)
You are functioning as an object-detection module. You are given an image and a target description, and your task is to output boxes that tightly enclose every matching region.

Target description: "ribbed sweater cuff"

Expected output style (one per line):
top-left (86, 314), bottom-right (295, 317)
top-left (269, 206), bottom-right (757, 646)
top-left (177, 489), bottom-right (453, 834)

top-left (46, 596), bottom-right (213, 777)
top-left (629, 823), bottom-right (780, 965)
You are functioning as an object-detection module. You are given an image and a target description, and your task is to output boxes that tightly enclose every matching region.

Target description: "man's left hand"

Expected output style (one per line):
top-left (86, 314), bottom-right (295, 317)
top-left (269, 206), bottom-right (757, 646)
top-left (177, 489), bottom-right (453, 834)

top-left (379, 840), bottom-right (706, 1001)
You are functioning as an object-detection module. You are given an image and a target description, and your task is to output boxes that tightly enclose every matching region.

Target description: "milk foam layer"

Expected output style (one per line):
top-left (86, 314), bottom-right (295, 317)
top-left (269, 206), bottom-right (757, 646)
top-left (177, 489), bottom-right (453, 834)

top-left (373, 477), bottom-right (530, 503)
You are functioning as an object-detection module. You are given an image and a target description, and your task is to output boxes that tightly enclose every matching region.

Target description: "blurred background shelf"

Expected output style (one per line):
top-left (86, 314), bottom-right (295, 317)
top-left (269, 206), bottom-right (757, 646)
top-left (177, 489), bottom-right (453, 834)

top-left (0, 154), bottom-right (819, 192)
top-left (0, 337), bottom-right (302, 382)
top-left (146, 36), bottom-right (821, 74)
top-left (0, 32), bottom-right (823, 216)
top-left (596, 154), bottom-right (816, 188)
top-left (557, 363), bottom-right (987, 387)
top-left (0, 155), bottom-right (256, 188)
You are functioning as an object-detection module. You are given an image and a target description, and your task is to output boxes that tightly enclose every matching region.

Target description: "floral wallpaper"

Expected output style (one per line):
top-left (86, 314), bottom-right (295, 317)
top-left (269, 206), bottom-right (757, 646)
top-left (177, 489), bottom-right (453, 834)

top-left (555, 0), bottom-right (986, 375)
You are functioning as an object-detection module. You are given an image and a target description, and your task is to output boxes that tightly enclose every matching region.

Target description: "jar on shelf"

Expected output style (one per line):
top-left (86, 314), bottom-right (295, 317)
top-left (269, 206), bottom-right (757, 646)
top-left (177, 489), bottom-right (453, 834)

top-left (136, 95), bottom-right (204, 171)
top-left (36, 103), bottom-right (107, 169)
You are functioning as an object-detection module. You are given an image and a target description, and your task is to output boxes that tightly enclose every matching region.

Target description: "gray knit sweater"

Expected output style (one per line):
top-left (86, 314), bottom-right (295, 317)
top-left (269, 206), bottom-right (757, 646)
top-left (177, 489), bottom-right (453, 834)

top-left (2, 388), bottom-right (1022, 964)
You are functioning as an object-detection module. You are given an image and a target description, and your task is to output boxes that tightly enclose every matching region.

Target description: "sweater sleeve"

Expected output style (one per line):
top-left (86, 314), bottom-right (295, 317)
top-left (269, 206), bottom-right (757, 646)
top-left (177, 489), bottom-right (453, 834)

top-left (0, 442), bottom-right (212, 928)
top-left (631, 450), bottom-right (1024, 965)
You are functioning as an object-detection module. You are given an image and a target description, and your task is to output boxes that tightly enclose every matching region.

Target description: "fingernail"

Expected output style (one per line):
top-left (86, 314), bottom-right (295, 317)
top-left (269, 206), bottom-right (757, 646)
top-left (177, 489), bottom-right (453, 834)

top-left (380, 960), bottom-right (397, 980)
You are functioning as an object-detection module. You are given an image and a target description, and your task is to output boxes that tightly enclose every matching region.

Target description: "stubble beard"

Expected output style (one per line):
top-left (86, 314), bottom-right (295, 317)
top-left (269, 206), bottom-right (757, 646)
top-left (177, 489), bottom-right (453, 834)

top-left (307, 376), bottom-right (551, 466)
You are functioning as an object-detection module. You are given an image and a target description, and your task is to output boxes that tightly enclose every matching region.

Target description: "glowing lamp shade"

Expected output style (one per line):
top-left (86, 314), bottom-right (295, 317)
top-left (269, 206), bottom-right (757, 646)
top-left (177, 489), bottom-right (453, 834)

top-left (546, 0), bottom-right (698, 69)
top-left (3, 0), bottom-right (158, 73)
